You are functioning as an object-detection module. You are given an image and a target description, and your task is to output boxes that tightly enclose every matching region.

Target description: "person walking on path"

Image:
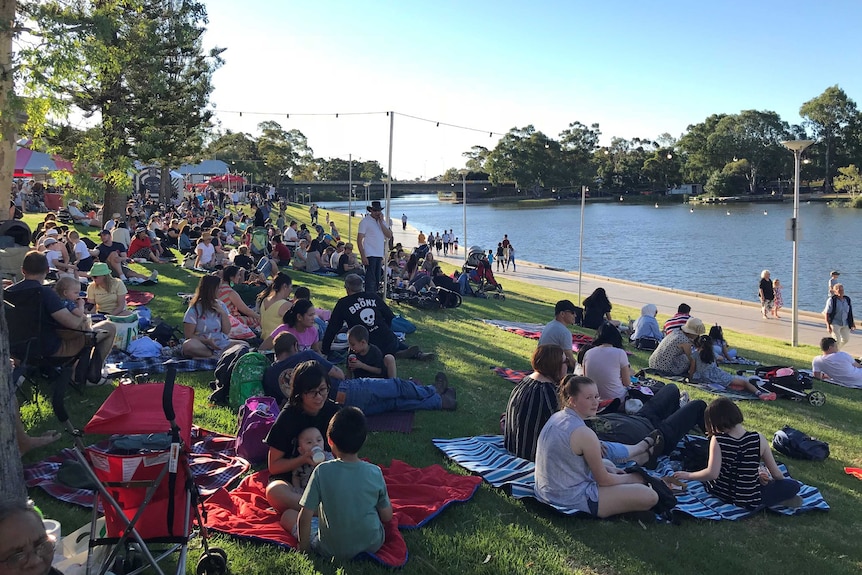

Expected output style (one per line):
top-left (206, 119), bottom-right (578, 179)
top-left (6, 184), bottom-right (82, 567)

top-left (829, 270), bottom-right (841, 296)
top-left (824, 283), bottom-right (855, 349)
top-left (508, 244), bottom-right (517, 272)
top-left (401, 213), bottom-right (407, 230)
top-left (357, 200), bottom-right (392, 294)
top-left (496, 243), bottom-right (504, 272)
top-left (758, 270), bottom-right (774, 319)
top-left (772, 279), bottom-right (783, 319)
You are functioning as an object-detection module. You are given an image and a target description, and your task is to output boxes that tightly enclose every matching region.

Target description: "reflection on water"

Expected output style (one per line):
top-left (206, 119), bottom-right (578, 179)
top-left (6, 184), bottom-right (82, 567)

top-left (322, 195), bottom-right (859, 312)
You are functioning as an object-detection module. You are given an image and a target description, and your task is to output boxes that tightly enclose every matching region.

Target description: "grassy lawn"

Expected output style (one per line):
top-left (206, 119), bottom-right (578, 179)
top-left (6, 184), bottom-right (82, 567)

top-left (17, 207), bottom-right (862, 574)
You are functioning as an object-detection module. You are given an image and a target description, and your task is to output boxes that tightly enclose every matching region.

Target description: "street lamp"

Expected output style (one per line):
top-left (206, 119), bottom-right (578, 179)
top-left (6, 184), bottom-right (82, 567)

top-left (460, 170), bottom-right (468, 259)
top-left (781, 139), bottom-right (815, 347)
top-left (307, 186), bottom-right (311, 205)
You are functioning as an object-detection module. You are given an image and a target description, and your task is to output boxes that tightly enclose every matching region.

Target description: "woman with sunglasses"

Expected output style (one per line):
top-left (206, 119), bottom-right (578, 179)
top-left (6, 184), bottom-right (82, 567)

top-left (265, 361), bottom-right (341, 521)
top-left (0, 500), bottom-right (61, 575)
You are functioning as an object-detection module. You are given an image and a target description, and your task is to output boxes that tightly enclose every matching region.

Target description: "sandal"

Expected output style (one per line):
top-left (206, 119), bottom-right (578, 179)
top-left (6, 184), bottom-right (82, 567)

top-left (644, 429), bottom-right (665, 470)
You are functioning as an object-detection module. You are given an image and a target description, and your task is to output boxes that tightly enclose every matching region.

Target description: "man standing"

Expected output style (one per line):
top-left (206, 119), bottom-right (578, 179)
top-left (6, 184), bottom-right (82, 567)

top-left (442, 230), bottom-right (450, 256)
top-left (402, 213), bottom-right (408, 231)
top-left (322, 274), bottom-right (434, 361)
top-left (538, 300), bottom-right (578, 371)
top-left (812, 337), bottom-right (862, 388)
top-left (759, 270), bottom-right (774, 319)
top-left (824, 283), bottom-right (855, 349)
top-left (356, 200), bottom-right (392, 294)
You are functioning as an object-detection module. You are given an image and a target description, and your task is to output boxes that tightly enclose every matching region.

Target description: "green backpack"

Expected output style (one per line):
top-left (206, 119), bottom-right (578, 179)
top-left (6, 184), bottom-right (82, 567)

top-left (228, 352), bottom-right (270, 409)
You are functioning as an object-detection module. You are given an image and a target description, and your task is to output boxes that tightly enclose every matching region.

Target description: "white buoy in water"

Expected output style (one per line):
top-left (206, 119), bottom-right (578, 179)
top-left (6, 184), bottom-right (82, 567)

top-left (764, 210), bottom-right (768, 215)
top-left (690, 208), bottom-right (694, 213)
top-left (726, 210), bottom-right (731, 215)
top-left (655, 203), bottom-right (659, 208)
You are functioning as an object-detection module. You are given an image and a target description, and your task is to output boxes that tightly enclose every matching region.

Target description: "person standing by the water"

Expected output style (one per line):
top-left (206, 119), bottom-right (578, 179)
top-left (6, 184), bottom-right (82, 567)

top-left (508, 244), bottom-right (517, 272)
top-left (442, 230), bottom-right (450, 256)
top-left (496, 243), bottom-right (504, 272)
top-left (758, 270), bottom-right (774, 319)
top-left (772, 279), bottom-right (783, 319)
top-left (417, 230), bottom-right (426, 246)
top-left (829, 270), bottom-right (841, 296)
top-left (402, 213), bottom-right (407, 231)
top-left (824, 283), bottom-right (855, 349)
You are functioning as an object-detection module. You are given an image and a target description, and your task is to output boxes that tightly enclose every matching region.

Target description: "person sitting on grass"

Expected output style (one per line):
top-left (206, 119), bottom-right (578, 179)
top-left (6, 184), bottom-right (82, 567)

top-left (534, 376), bottom-right (659, 518)
top-left (291, 426), bottom-right (334, 492)
top-left (86, 262), bottom-right (129, 316)
top-left (708, 324), bottom-right (737, 363)
top-left (674, 397), bottom-right (801, 509)
top-left (811, 336), bottom-right (862, 388)
top-left (691, 335), bottom-right (776, 400)
top-left (291, 406), bottom-right (394, 559)
top-left (630, 303), bottom-right (663, 347)
top-left (181, 275), bottom-right (248, 359)
top-left (259, 299), bottom-right (320, 353)
top-left (346, 324), bottom-right (396, 379)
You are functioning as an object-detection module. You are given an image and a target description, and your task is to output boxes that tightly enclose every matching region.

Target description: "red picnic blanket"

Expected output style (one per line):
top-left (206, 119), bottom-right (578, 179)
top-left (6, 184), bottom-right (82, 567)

top-left (125, 290), bottom-right (154, 306)
top-left (203, 459), bottom-right (482, 567)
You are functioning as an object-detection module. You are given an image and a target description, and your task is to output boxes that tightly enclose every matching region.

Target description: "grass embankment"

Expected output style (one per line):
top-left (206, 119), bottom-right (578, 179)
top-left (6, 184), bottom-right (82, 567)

top-left (18, 207), bottom-right (862, 575)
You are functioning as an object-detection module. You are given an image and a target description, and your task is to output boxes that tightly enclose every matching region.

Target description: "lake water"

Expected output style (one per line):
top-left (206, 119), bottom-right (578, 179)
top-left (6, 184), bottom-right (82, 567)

top-left (322, 194), bottom-right (859, 313)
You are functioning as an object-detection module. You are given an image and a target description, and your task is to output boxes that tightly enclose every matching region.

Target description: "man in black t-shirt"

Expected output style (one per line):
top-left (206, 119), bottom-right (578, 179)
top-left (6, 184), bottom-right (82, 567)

top-left (93, 229), bottom-right (149, 282)
top-left (262, 333), bottom-right (344, 405)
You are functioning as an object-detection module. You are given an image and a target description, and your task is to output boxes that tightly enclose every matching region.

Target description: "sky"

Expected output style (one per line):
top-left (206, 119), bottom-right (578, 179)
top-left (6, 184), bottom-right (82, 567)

top-left (202, 0), bottom-right (862, 180)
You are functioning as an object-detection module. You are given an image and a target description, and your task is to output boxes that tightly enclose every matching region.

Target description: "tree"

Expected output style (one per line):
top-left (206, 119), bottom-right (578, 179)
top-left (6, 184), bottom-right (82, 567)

top-left (485, 125), bottom-right (563, 191)
top-left (462, 145), bottom-right (489, 173)
top-left (256, 121), bottom-right (313, 184)
top-left (834, 164), bottom-right (862, 196)
top-left (21, 0), bottom-right (221, 222)
top-left (677, 114), bottom-right (728, 184)
top-left (642, 148), bottom-right (682, 191)
top-left (558, 121), bottom-right (601, 189)
top-left (359, 160), bottom-right (385, 182)
top-left (800, 86), bottom-right (859, 192)
top-left (707, 110), bottom-right (790, 193)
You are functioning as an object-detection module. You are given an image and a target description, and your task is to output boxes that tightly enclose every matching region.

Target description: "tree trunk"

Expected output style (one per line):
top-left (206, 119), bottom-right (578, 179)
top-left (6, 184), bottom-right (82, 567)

top-left (0, 0), bottom-right (17, 222)
top-left (0, 288), bottom-right (27, 503)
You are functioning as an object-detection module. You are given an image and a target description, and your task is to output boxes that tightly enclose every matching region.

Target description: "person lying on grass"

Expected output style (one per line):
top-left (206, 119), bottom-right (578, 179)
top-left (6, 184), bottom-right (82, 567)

top-left (292, 406), bottom-right (394, 559)
top-left (674, 397), bottom-right (802, 509)
top-left (691, 335), bottom-right (776, 400)
top-left (534, 376), bottom-right (659, 518)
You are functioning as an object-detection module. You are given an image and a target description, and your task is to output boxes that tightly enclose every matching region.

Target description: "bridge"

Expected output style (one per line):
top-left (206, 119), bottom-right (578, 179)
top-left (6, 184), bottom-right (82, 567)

top-left (280, 180), bottom-right (518, 202)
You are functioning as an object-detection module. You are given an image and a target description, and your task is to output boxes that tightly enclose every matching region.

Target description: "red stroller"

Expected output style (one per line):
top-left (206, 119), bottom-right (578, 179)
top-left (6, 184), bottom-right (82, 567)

top-left (54, 361), bottom-right (227, 575)
top-left (462, 246), bottom-right (504, 299)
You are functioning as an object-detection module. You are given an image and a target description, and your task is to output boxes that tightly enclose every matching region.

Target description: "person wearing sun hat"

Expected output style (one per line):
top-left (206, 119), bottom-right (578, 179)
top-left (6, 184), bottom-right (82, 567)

top-left (648, 317), bottom-right (705, 376)
top-left (356, 200), bottom-right (392, 294)
top-left (87, 262), bottom-right (129, 315)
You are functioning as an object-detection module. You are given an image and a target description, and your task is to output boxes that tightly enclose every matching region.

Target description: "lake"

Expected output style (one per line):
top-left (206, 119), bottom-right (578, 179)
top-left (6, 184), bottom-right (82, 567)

top-left (321, 194), bottom-right (859, 313)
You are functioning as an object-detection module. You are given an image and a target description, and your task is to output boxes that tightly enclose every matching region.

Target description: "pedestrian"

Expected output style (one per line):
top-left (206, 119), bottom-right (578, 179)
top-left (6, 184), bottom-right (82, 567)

top-left (828, 270), bottom-right (840, 296)
top-left (772, 279), bottom-right (783, 319)
top-left (402, 213), bottom-right (407, 231)
top-left (453, 237), bottom-right (459, 253)
top-left (487, 249), bottom-right (494, 270)
top-left (823, 283), bottom-right (855, 349)
top-left (496, 242), bottom-right (504, 272)
top-left (356, 200), bottom-right (392, 294)
top-left (508, 244), bottom-right (516, 272)
top-left (442, 230), bottom-right (450, 256)
top-left (758, 270), bottom-right (774, 319)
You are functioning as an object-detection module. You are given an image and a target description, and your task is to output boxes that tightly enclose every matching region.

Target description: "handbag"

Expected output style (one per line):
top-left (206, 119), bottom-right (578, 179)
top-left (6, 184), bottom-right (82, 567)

top-left (236, 396), bottom-right (280, 465)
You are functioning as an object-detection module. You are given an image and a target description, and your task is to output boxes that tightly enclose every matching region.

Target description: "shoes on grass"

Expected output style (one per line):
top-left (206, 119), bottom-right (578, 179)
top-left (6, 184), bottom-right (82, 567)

top-left (434, 372), bottom-right (449, 396)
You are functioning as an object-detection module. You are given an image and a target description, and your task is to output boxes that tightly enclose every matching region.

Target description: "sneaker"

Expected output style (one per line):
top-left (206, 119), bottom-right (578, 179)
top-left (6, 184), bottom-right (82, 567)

top-left (394, 345), bottom-right (420, 360)
top-left (416, 351), bottom-right (436, 361)
top-left (86, 376), bottom-right (110, 387)
top-left (149, 270), bottom-right (159, 282)
top-left (679, 391), bottom-right (690, 407)
top-left (441, 388), bottom-right (457, 410)
top-left (433, 372), bottom-right (449, 396)
top-left (757, 391), bottom-right (777, 401)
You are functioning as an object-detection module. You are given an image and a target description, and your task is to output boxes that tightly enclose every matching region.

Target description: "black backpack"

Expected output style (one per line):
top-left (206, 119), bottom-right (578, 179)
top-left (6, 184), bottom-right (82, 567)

top-left (625, 464), bottom-right (678, 521)
top-left (772, 425), bottom-right (829, 461)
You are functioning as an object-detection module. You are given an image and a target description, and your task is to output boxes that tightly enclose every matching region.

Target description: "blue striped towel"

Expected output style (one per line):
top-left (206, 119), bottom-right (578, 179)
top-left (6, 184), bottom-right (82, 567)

top-left (433, 435), bottom-right (829, 520)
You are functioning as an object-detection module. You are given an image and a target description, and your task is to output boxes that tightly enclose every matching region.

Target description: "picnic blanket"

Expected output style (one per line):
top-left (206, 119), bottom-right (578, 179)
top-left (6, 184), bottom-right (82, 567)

top-left (105, 351), bottom-right (218, 374)
top-left (366, 411), bottom-right (415, 433)
top-left (125, 290), bottom-right (154, 306)
top-left (722, 356), bottom-right (760, 366)
top-left (24, 427), bottom-right (250, 509)
top-left (845, 467), bottom-right (862, 481)
top-left (203, 460), bottom-right (482, 567)
top-left (433, 435), bottom-right (828, 520)
top-left (664, 375), bottom-right (759, 401)
top-left (480, 319), bottom-right (595, 351)
top-left (490, 367), bottom-right (530, 384)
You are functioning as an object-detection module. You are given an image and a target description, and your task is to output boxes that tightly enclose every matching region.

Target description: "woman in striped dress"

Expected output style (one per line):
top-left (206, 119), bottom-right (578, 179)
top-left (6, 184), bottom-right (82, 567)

top-left (674, 398), bottom-right (800, 508)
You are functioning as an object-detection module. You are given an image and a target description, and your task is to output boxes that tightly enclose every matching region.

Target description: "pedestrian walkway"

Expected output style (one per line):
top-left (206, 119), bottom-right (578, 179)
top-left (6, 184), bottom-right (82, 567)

top-left (386, 219), bottom-right (858, 356)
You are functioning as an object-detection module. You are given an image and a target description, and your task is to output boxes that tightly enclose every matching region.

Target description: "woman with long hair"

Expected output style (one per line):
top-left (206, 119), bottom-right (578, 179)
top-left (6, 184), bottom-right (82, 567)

top-left (218, 265), bottom-right (261, 330)
top-left (257, 272), bottom-right (294, 339)
top-left (583, 322), bottom-right (631, 404)
top-left (182, 275), bottom-right (247, 358)
top-left (581, 287), bottom-right (620, 330)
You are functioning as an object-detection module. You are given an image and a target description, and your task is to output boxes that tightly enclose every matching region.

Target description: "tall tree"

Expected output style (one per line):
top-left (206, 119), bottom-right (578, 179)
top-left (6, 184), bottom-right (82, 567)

top-left (256, 121), bottom-right (313, 183)
top-left (21, 0), bottom-right (221, 221)
top-left (558, 121), bottom-right (601, 189)
top-left (485, 125), bottom-right (562, 191)
top-left (462, 145), bottom-right (489, 173)
top-left (800, 86), bottom-right (859, 192)
top-left (677, 114), bottom-right (728, 184)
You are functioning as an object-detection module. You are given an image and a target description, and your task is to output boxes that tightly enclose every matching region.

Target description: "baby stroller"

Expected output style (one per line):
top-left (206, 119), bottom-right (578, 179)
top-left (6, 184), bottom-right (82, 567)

top-left (53, 362), bottom-right (227, 575)
top-left (462, 246), bottom-right (504, 299)
top-left (752, 366), bottom-right (826, 406)
top-left (249, 226), bottom-right (269, 260)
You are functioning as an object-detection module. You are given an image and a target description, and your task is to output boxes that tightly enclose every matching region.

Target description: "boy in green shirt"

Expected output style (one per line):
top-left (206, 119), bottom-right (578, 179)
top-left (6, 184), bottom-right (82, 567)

top-left (294, 407), bottom-right (394, 559)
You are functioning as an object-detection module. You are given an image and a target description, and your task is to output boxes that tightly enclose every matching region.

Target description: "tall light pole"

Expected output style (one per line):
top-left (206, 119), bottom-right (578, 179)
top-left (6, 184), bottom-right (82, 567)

top-left (781, 139), bottom-right (815, 347)
top-left (577, 185), bottom-right (587, 303)
top-left (348, 154), bottom-right (353, 239)
top-left (461, 170), bottom-right (467, 259)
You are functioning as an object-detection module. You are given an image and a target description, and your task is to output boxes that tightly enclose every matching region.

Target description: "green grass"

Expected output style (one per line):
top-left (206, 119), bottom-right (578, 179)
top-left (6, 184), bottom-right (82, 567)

top-left (18, 208), bottom-right (862, 574)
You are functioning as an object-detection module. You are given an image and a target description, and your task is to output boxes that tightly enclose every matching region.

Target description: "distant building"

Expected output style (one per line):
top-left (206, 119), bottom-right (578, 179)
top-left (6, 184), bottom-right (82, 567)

top-left (666, 183), bottom-right (703, 196)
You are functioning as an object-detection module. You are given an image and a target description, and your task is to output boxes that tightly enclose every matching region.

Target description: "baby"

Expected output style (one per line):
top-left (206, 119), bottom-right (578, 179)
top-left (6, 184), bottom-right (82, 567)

top-left (291, 426), bottom-right (333, 491)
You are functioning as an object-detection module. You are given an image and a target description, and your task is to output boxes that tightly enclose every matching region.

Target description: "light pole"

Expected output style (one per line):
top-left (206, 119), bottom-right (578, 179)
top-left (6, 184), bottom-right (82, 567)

top-left (781, 139), bottom-right (815, 347)
top-left (577, 185), bottom-right (587, 303)
top-left (307, 186), bottom-right (311, 206)
top-left (461, 171), bottom-right (467, 259)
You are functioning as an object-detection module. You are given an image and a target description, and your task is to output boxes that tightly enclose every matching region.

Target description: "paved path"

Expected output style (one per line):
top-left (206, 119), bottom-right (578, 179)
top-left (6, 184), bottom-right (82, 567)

top-left (385, 219), bottom-right (860, 356)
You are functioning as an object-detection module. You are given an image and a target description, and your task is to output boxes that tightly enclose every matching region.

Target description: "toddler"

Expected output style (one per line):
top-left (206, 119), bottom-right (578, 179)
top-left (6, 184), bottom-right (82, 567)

top-left (54, 276), bottom-right (88, 324)
top-left (675, 398), bottom-right (801, 508)
top-left (291, 427), bottom-right (334, 491)
top-left (772, 279), bottom-right (783, 318)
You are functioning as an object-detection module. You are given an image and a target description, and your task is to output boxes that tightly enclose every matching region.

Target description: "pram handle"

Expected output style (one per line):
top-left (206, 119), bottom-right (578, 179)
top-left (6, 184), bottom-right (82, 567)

top-left (162, 360), bottom-right (180, 423)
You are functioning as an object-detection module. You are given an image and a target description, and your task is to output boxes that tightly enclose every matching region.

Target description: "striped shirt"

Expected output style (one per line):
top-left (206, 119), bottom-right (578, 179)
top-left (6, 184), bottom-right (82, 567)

top-left (706, 431), bottom-right (762, 508)
top-left (504, 376), bottom-right (559, 462)
top-left (663, 313), bottom-right (690, 335)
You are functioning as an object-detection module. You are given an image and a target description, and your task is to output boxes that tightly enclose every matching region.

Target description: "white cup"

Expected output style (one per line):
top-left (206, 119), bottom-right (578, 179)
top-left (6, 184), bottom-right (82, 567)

top-left (43, 519), bottom-right (61, 542)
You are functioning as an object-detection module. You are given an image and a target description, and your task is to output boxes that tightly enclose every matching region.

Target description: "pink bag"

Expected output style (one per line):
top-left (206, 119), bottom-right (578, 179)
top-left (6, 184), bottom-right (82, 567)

top-left (236, 396), bottom-right (280, 465)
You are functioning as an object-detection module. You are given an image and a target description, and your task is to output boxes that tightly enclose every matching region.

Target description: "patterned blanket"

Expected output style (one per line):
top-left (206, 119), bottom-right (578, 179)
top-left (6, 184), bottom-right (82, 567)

top-left (432, 435), bottom-right (829, 520)
top-left (24, 427), bottom-right (249, 509)
top-left (480, 319), bottom-right (595, 351)
top-left (664, 375), bottom-right (760, 401)
top-left (105, 351), bottom-right (217, 374)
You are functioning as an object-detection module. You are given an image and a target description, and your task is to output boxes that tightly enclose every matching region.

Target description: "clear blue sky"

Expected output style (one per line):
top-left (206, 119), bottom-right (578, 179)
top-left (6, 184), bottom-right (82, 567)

top-left (203, 0), bottom-right (862, 180)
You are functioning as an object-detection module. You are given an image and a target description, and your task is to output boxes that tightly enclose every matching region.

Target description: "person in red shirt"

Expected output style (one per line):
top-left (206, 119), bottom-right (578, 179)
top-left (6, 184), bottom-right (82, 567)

top-left (128, 226), bottom-right (161, 263)
top-left (270, 235), bottom-right (292, 267)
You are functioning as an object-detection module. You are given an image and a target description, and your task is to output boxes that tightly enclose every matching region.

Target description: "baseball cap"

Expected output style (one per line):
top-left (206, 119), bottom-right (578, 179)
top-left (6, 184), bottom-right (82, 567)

top-left (555, 299), bottom-right (577, 314)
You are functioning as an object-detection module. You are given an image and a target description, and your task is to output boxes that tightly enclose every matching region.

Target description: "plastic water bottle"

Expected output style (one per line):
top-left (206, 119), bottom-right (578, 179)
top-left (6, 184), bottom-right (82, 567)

top-left (311, 446), bottom-right (325, 464)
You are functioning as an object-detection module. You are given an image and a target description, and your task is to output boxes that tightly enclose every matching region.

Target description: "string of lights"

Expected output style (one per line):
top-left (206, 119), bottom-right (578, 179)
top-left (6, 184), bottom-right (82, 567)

top-left (214, 109), bottom-right (506, 138)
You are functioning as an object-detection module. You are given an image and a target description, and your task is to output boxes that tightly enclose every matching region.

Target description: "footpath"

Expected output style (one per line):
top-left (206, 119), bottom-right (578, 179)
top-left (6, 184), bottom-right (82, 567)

top-left (385, 220), bottom-right (861, 357)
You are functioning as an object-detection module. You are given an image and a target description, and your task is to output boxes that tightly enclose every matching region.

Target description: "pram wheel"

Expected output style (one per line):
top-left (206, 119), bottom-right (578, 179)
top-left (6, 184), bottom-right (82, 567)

top-left (197, 551), bottom-right (228, 575)
top-left (807, 390), bottom-right (827, 407)
top-left (207, 547), bottom-right (228, 562)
